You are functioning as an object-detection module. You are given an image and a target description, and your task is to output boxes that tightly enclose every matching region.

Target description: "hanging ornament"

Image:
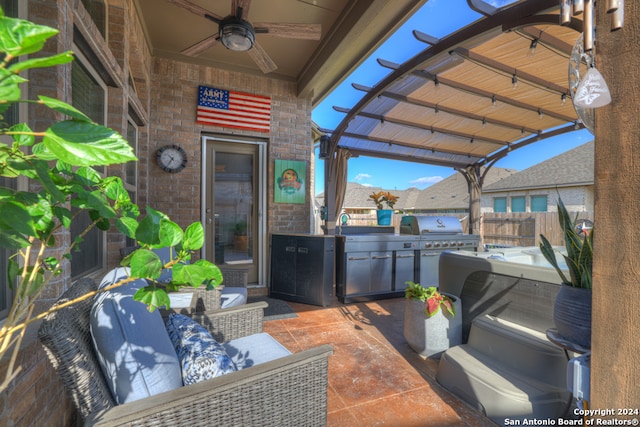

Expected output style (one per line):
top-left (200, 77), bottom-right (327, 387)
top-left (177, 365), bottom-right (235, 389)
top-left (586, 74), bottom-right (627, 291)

top-left (568, 34), bottom-right (595, 133)
top-left (573, 67), bottom-right (612, 108)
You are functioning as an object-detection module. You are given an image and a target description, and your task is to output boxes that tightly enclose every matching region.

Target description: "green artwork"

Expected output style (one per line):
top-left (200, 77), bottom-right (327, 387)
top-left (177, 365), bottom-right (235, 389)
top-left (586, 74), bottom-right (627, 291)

top-left (274, 159), bottom-right (306, 204)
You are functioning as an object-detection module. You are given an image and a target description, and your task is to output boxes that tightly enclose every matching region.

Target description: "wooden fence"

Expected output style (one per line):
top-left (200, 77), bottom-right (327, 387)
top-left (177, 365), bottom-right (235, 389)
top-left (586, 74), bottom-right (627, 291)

top-left (340, 211), bottom-right (594, 247)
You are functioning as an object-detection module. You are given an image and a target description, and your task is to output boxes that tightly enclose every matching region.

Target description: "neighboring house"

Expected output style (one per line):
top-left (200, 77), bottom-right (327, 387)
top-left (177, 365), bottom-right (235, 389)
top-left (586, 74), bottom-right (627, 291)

top-left (316, 167), bottom-right (517, 215)
top-left (481, 141), bottom-right (594, 213)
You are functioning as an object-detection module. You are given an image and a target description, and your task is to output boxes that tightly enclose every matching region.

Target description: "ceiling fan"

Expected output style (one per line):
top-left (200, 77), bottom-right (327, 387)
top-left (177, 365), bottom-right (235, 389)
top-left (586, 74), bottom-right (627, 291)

top-left (167, 0), bottom-right (322, 74)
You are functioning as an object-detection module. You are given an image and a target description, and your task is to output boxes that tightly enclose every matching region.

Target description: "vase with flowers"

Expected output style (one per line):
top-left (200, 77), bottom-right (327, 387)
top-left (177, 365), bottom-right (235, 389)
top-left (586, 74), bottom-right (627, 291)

top-left (369, 191), bottom-right (399, 225)
top-left (403, 281), bottom-right (461, 358)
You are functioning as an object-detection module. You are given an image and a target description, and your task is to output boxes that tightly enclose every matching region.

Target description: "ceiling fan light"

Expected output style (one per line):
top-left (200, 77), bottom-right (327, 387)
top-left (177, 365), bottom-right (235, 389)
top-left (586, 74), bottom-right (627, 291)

top-left (220, 17), bottom-right (255, 52)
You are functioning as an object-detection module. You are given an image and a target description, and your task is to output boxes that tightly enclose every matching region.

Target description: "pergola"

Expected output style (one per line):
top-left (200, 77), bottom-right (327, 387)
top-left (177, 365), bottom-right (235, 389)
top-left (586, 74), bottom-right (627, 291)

top-left (321, 0), bottom-right (589, 235)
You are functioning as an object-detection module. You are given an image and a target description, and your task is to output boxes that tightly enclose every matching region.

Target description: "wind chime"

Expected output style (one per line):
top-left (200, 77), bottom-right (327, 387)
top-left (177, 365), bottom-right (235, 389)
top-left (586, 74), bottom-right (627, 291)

top-left (561, 0), bottom-right (623, 109)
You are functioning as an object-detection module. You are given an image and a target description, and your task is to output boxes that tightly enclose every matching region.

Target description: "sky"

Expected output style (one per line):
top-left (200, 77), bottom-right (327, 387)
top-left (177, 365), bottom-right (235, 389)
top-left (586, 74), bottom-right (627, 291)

top-left (312, 0), bottom-right (593, 193)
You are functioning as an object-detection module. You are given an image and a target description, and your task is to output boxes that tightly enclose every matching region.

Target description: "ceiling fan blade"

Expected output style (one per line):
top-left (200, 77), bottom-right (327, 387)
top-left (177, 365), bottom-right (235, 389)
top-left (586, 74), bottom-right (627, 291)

top-left (181, 35), bottom-right (219, 56)
top-left (231, 0), bottom-right (252, 19)
top-left (247, 41), bottom-right (277, 74)
top-left (253, 23), bottom-right (321, 40)
top-left (167, 0), bottom-right (222, 23)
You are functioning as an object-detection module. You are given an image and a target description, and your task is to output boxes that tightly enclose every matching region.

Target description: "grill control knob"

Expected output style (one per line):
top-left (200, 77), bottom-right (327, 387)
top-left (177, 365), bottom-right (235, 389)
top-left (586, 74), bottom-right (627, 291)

top-left (434, 243), bottom-right (441, 248)
top-left (442, 242), bottom-right (449, 247)
top-left (424, 243), bottom-right (432, 248)
top-left (458, 242), bottom-right (464, 247)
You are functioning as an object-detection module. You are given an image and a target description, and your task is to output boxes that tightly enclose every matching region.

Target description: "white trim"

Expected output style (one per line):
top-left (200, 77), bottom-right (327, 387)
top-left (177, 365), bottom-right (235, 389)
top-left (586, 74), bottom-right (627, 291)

top-left (201, 134), bottom-right (268, 286)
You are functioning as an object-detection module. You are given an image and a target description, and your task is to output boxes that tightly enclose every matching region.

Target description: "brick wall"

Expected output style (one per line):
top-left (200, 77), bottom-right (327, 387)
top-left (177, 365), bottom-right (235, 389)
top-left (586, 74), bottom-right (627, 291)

top-left (146, 60), bottom-right (314, 235)
top-left (1, 0), bottom-right (316, 424)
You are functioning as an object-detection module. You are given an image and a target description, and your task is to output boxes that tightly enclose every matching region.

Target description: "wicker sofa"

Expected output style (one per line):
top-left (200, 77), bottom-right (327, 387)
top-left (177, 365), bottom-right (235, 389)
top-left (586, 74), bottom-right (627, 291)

top-left (38, 278), bottom-right (333, 426)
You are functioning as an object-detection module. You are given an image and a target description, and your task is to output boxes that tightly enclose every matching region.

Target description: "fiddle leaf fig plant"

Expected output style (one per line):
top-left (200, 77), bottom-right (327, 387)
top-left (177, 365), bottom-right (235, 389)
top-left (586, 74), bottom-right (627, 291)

top-left (539, 197), bottom-right (593, 289)
top-left (0, 7), bottom-right (221, 391)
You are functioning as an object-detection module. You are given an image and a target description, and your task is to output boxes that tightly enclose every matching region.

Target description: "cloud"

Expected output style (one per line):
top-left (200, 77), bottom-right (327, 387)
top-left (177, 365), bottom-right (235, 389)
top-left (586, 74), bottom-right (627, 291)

top-left (410, 176), bottom-right (444, 186)
top-left (354, 173), bottom-right (372, 182)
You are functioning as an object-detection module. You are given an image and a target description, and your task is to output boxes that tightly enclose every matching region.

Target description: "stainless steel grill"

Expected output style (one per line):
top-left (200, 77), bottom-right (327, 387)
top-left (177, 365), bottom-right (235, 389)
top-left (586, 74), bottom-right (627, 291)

top-left (400, 215), bottom-right (480, 287)
top-left (335, 216), bottom-right (480, 303)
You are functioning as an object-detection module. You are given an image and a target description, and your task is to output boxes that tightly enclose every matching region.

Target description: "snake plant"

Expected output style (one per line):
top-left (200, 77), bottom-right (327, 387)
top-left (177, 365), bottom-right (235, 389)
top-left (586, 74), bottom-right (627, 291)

top-left (539, 197), bottom-right (593, 289)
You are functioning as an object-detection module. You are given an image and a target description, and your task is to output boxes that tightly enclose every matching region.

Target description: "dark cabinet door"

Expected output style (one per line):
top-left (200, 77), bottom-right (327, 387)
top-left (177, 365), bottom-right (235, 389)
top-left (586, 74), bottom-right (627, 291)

top-left (270, 234), bottom-right (334, 306)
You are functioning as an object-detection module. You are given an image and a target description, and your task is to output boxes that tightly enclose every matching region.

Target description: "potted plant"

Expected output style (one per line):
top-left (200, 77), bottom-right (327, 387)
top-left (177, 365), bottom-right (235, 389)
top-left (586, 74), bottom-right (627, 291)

top-left (539, 197), bottom-right (592, 349)
top-left (0, 9), bottom-right (221, 392)
top-left (403, 281), bottom-right (461, 358)
top-left (369, 191), bottom-right (399, 225)
top-left (233, 220), bottom-right (248, 251)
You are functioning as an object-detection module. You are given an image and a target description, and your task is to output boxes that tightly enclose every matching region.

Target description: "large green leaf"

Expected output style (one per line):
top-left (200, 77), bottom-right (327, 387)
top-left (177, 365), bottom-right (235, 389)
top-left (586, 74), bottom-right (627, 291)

top-left (159, 220), bottom-right (183, 249)
top-left (183, 222), bottom-right (205, 251)
top-left (0, 200), bottom-right (35, 237)
top-left (0, 228), bottom-right (30, 249)
top-left (39, 95), bottom-right (92, 122)
top-left (133, 286), bottom-right (170, 312)
top-left (115, 216), bottom-right (138, 239)
top-left (33, 159), bottom-right (65, 203)
top-left (173, 261), bottom-right (220, 288)
top-left (9, 123), bottom-right (34, 147)
top-left (8, 51), bottom-right (74, 74)
top-left (136, 210), bottom-right (163, 245)
top-left (0, 14), bottom-right (59, 56)
top-left (0, 68), bottom-right (24, 113)
top-left (129, 248), bottom-right (163, 279)
top-left (43, 121), bottom-right (136, 166)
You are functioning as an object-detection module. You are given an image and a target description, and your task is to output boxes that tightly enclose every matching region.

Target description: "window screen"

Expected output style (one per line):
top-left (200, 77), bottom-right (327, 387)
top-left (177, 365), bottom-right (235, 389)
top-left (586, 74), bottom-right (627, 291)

top-left (511, 196), bottom-right (526, 212)
top-left (531, 195), bottom-right (548, 212)
top-left (70, 58), bottom-right (106, 278)
top-left (493, 197), bottom-right (507, 213)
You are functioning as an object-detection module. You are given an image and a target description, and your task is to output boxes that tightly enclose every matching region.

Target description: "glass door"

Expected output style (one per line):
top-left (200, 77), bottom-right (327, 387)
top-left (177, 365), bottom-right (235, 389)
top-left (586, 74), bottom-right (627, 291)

top-left (204, 138), bottom-right (264, 285)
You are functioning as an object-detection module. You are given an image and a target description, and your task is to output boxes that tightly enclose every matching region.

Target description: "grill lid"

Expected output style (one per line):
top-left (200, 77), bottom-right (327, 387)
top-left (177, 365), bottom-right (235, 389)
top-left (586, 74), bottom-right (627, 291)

top-left (400, 215), bottom-right (463, 235)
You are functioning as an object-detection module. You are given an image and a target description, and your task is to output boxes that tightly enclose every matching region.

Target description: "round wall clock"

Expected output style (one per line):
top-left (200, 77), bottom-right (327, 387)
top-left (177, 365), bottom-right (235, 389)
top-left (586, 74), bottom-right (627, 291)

top-left (156, 144), bottom-right (187, 173)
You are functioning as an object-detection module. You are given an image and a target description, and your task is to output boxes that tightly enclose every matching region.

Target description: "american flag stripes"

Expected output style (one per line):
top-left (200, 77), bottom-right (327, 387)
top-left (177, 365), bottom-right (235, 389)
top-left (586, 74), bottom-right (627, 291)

top-left (196, 86), bottom-right (271, 132)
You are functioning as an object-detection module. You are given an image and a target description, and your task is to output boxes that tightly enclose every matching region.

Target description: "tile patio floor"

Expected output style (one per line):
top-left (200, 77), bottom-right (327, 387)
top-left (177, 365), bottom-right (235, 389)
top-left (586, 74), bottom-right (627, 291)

top-left (262, 297), bottom-right (498, 427)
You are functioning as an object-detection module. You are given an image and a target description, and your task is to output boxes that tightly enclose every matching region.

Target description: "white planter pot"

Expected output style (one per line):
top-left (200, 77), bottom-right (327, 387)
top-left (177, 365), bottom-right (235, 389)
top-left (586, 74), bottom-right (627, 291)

top-left (403, 293), bottom-right (462, 358)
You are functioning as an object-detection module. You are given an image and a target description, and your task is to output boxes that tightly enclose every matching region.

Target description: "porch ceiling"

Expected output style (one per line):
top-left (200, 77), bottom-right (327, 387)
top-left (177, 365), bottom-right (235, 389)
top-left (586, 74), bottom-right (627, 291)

top-left (325, 0), bottom-right (587, 170)
top-left (133, 0), bottom-right (428, 105)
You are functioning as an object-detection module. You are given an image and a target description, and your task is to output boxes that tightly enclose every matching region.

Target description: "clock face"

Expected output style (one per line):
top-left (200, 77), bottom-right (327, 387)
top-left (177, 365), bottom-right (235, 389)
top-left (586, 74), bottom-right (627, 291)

top-left (156, 145), bottom-right (187, 173)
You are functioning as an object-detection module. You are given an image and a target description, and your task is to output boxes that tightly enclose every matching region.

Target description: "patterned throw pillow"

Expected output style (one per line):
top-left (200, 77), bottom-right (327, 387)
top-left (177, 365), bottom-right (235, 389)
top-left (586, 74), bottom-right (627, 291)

top-left (165, 313), bottom-right (237, 384)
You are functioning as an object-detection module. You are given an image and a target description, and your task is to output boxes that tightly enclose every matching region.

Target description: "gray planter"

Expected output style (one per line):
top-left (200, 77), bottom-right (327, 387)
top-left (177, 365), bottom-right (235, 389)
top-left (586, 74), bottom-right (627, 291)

top-left (403, 293), bottom-right (462, 358)
top-left (553, 284), bottom-right (592, 349)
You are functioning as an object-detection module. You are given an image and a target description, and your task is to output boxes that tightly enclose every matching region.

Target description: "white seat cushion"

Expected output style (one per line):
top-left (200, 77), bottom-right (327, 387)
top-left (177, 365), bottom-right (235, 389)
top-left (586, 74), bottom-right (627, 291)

top-left (220, 287), bottom-right (248, 308)
top-left (90, 268), bottom-right (183, 404)
top-left (223, 332), bottom-right (292, 369)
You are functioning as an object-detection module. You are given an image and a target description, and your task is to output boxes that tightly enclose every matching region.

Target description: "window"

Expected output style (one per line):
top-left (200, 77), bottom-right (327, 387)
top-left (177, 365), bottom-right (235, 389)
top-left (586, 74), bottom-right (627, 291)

top-left (511, 196), bottom-right (526, 212)
top-left (0, 0), bottom-right (19, 319)
top-left (493, 197), bottom-right (507, 213)
top-left (124, 118), bottom-right (138, 247)
top-left (125, 119), bottom-right (138, 188)
top-left (80, 0), bottom-right (107, 39)
top-left (531, 195), bottom-right (548, 212)
top-left (70, 53), bottom-right (107, 278)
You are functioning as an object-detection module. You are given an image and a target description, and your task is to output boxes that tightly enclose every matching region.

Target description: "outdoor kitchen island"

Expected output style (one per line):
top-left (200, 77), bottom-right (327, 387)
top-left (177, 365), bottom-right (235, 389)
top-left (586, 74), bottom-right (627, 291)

top-left (335, 216), bottom-right (480, 303)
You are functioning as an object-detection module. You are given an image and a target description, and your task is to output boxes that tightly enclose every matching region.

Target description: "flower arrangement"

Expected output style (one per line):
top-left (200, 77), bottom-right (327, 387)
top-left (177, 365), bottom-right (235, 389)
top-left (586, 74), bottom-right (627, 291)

top-left (404, 281), bottom-right (456, 318)
top-left (369, 191), bottom-right (399, 210)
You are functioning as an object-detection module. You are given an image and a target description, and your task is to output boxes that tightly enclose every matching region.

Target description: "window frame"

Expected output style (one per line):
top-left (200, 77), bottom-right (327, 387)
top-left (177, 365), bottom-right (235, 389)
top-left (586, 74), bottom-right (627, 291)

top-left (493, 197), bottom-right (507, 213)
top-left (70, 45), bottom-right (109, 279)
top-left (530, 195), bottom-right (548, 212)
top-left (0, 0), bottom-right (26, 320)
top-left (510, 196), bottom-right (526, 213)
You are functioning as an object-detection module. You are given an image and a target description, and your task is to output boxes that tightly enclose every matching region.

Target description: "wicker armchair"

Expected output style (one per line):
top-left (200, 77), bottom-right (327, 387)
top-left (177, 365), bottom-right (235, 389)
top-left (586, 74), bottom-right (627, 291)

top-left (38, 278), bottom-right (333, 426)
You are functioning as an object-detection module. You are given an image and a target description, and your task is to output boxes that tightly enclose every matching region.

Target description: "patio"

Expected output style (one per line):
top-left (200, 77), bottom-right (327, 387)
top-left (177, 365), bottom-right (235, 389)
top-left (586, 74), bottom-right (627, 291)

top-left (262, 297), bottom-right (497, 427)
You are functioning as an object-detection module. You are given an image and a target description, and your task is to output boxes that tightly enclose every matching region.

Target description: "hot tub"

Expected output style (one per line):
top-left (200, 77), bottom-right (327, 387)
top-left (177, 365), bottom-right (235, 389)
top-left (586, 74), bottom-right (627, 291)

top-left (438, 246), bottom-right (567, 342)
